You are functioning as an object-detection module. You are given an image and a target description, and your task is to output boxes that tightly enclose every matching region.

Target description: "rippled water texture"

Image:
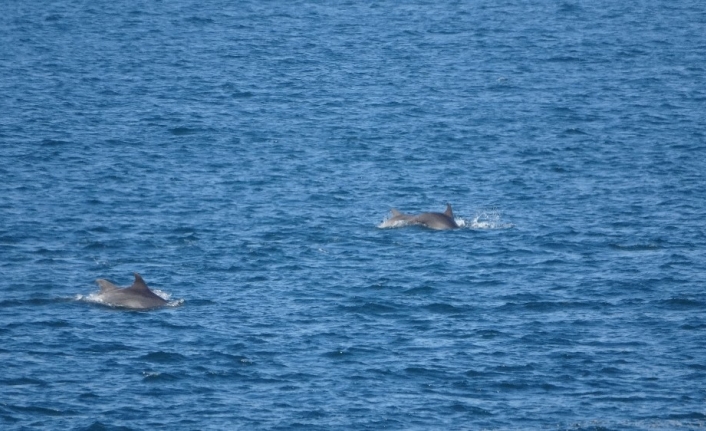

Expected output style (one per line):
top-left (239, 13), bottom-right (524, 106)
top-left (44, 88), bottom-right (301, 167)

top-left (1, 0), bottom-right (705, 429)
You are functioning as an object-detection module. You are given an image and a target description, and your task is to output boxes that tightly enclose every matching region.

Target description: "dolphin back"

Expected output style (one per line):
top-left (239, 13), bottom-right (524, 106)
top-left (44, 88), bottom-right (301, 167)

top-left (414, 212), bottom-right (458, 230)
top-left (414, 205), bottom-right (459, 230)
top-left (379, 205), bottom-right (459, 230)
top-left (96, 279), bottom-right (119, 292)
top-left (93, 273), bottom-right (168, 309)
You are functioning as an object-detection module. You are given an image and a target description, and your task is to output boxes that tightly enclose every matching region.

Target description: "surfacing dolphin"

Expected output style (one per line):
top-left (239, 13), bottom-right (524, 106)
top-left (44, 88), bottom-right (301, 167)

top-left (379, 204), bottom-right (460, 230)
top-left (93, 273), bottom-right (168, 310)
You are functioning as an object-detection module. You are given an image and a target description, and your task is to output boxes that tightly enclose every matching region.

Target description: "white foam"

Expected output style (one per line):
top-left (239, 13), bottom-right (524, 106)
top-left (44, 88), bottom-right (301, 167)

top-left (465, 209), bottom-right (514, 230)
top-left (152, 289), bottom-right (171, 300)
top-left (166, 298), bottom-right (185, 307)
top-left (152, 289), bottom-right (185, 307)
top-left (75, 292), bottom-right (107, 306)
top-left (377, 218), bottom-right (411, 229)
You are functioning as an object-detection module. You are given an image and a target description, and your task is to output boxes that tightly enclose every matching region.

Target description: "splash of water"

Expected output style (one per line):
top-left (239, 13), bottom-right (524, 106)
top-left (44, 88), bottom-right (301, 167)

top-left (460, 209), bottom-right (513, 230)
top-left (377, 218), bottom-right (410, 229)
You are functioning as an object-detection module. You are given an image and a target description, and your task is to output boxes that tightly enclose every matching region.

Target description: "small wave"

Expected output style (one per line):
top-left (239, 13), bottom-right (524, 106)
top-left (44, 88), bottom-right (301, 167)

top-left (6, 404), bottom-right (68, 417)
top-left (610, 243), bottom-right (661, 251)
top-left (169, 127), bottom-right (198, 136)
top-left (78, 342), bottom-right (135, 353)
top-left (339, 302), bottom-right (398, 315)
top-left (2, 377), bottom-right (47, 386)
top-left (140, 351), bottom-right (187, 364)
top-left (142, 371), bottom-right (180, 382)
top-left (424, 302), bottom-right (462, 314)
top-left (661, 297), bottom-right (704, 309)
top-left (403, 286), bottom-right (435, 295)
top-left (0, 297), bottom-right (69, 308)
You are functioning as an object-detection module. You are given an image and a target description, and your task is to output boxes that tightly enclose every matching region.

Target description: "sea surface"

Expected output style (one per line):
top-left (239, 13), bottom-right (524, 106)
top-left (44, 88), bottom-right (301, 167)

top-left (1, 0), bottom-right (705, 429)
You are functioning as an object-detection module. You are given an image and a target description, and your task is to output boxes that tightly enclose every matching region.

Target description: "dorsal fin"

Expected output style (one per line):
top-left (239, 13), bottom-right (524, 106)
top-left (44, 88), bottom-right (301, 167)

top-left (444, 204), bottom-right (454, 218)
top-left (96, 279), bottom-right (119, 292)
top-left (130, 273), bottom-right (151, 292)
top-left (390, 208), bottom-right (402, 217)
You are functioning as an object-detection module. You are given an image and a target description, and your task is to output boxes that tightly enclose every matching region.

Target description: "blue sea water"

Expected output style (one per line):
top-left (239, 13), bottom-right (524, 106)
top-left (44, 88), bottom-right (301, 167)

top-left (1, 0), bottom-right (706, 429)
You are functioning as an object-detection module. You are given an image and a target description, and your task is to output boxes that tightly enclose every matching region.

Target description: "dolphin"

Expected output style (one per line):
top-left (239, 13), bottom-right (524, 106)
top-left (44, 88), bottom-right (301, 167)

top-left (93, 273), bottom-right (168, 310)
top-left (379, 204), bottom-right (460, 230)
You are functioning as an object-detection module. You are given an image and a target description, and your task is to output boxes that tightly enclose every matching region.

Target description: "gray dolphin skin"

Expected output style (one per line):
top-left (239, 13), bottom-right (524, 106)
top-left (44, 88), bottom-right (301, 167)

top-left (380, 204), bottom-right (460, 230)
top-left (94, 273), bottom-right (168, 310)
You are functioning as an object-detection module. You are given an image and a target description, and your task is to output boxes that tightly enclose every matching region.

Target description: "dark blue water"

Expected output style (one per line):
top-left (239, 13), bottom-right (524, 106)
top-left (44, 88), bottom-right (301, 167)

top-left (2, 1), bottom-right (705, 429)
